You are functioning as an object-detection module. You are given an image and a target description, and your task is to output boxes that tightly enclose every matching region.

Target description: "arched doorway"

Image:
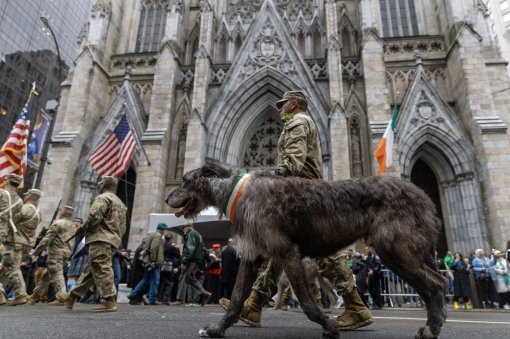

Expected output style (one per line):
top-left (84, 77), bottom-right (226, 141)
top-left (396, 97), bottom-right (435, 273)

top-left (410, 159), bottom-right (448, 256)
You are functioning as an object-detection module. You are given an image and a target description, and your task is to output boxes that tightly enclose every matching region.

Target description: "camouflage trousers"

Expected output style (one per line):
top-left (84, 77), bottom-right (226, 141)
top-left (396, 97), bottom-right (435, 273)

top-left (0, 243), bottom-right (31, 298)
top-left (253, 253), bottom-right (355, 298)
top-left (70, 242), bottom-right (117, 299)
top-left (32, 253), bottom-right (68, 296)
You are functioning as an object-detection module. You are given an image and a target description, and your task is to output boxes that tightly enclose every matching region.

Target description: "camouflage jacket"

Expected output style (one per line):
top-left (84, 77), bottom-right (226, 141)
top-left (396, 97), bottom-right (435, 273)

top-left (85, 191), bottom-right (127, 249)
top-left (277, 112), bottom-right (323, 179)
top-left (33, 216), bottom-right (75, 258)
top-left (181, 228), bottom-right (204, 264)
top-left (139, 232), bottom-right (165, 265)
top-left (9, 202), bottom-right (41, 246)
top-left (0, 187), bottom-right (22, 238)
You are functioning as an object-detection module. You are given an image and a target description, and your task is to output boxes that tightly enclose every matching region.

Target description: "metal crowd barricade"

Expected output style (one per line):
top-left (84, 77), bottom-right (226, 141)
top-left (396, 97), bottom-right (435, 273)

top-left (377, 269), bottom-right (454, 307)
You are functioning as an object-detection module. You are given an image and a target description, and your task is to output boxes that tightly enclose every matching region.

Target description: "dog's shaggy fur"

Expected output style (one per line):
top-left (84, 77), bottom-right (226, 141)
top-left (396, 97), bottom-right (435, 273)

top-left (166, 164), bottom-right (447, 339)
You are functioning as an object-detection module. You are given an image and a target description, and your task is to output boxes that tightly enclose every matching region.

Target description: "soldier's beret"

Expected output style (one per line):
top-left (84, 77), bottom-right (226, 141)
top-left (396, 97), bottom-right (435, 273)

top-left (62, 205), bottom-right (75, 215)
top-left (24, 189), bottom-right (42, 198)
top-left (276, 90), bottom-right (309, 109)
top-left (98, 176), bottom-right (119, 187)
top-left (5, 173), bottom-right (23, 186)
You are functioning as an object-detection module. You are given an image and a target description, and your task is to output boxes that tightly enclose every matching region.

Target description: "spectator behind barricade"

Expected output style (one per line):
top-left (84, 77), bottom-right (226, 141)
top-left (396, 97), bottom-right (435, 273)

top-left (221, 238), bottom-right (239, 300)
top-left (444, 251), bottom-right (454, 270)
top-left (366, 246), bottom-right (383, 310)
top-left (492, 250), bottom-right (510, 309)
top-left (443, 251), bottom-right (454, 294)
top-left (471, 248), bottom-right (496, 308)
top-left (350, 252), bottom-right (368, 307)
top-left (158, 233), bottom-right (180, 304)
top-left (385, 269), bottom-right (403, 307)
top-left (128, 223), bottom-right (168, 305)
top-left (451, 252), bottom-right (472, 310)
top-left (206, 243), bottom-right (222, 304)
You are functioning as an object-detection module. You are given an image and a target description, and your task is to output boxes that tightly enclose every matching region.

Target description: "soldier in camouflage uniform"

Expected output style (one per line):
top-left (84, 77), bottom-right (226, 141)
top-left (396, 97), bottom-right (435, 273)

top-left (220, 91), bottom-right (374, 330)
top-left (30, 205), bottom-right (75, 305)
top-left (0, 189), bottom-right (41, 306)
top-left (0, 174), bottom-right (23, 305)
top-left (57, 176), bottom-right (127, 313)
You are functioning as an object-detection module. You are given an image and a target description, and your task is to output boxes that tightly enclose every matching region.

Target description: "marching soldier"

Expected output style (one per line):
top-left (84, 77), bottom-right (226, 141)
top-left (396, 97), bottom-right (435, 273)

top-left (0, 174), bottom-right (23, 305)
top-left (30, 205), bottom-right (75, 305)
top-left (0, 189), bottom-right (41, 306)
top-left (57, 176), bottom-right (127, 313)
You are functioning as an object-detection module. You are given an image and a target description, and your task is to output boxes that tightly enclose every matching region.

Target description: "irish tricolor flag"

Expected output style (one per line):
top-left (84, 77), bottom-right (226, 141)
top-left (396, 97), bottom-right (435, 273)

top-left (375, 106), bottom-right (398, 175)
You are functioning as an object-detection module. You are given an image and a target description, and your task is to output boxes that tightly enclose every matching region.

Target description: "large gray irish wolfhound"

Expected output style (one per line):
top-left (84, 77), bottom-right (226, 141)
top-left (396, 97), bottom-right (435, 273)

top-left (165, 164), bottom-right (447, 339)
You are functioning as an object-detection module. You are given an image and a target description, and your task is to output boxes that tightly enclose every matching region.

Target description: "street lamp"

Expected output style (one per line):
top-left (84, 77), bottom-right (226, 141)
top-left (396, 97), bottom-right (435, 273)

top-left (40, 16), bottom-right (62, 89)
top-left (35, 16), bottom-right (63, 188)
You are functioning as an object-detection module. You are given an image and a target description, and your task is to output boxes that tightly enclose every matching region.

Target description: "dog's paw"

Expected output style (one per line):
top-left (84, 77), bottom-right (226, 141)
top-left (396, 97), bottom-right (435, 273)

top-left (414, 326), bottom-right (437, 339)
top-left (199, 324), bottom-right (225, 338)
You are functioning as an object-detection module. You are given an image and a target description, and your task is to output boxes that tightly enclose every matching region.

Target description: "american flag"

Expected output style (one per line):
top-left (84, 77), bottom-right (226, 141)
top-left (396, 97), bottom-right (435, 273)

top-left (89, 114), bottom-right (136, 177)
top-left (0, 84), bottom-right (38, 186)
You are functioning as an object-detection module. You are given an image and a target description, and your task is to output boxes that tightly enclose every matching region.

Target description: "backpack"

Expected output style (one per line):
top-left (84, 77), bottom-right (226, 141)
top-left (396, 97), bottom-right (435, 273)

top-left (135, 238), bottom-right (151, 264)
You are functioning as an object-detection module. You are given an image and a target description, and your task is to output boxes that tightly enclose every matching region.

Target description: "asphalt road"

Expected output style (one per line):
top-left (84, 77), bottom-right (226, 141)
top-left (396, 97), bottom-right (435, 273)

top-left (0, 303), bottom-right (509, 338)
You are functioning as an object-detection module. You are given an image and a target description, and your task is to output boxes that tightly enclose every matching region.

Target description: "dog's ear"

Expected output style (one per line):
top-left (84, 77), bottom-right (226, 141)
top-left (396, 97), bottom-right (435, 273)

top-left (200, 166), bottom-right (221, 178)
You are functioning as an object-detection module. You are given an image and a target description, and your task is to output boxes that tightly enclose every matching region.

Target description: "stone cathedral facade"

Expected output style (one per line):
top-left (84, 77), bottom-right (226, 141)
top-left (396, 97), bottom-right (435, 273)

top-left (39, 0), bottom-right (510, 254)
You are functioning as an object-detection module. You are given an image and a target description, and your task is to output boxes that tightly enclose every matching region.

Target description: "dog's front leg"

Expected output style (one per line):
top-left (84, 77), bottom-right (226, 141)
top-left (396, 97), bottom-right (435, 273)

top-left (199, 257), bottom-right (262, 337)
top-left (283, 247), bottom-right (340, 339)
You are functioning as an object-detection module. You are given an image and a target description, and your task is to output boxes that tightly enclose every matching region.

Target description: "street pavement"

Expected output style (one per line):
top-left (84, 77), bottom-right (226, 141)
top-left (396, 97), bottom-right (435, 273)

top-left (0, 303), bottom-right (509, 338)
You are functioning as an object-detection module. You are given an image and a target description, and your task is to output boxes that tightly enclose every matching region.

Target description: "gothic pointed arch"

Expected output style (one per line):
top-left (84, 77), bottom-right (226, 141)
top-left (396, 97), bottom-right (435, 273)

top-left (344, 87), bottom-right (370, 177)
top-left (339, 13), bottom-right (357, 57)
top-left (205, 0), bottom-right (329, 169)
top-left (396, 63), bottom-right (489, 253)
top-left (73, 76), bottom-right (148, 220)
top-left (169, 93), bottom-right (192, 181)
top-left (214, 19), bottom-right (231, 63)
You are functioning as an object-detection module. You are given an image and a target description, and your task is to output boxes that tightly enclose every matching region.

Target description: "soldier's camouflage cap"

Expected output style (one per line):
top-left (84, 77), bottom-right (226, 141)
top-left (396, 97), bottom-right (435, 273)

top-left (98, 176), bottom-right (118, 187)
top-left (62, 205), bottom-right (74, 215)
top-left (276, 90), bottom-right (308, 109)
top-left (5, 173), bottom-right (23, 186)
top-left (24, 189), bottom-right (42, 198)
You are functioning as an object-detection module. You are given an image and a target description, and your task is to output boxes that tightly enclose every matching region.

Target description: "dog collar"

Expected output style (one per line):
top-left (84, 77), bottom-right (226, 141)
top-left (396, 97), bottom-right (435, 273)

top-left (223, 172), bottom-right (251, 223)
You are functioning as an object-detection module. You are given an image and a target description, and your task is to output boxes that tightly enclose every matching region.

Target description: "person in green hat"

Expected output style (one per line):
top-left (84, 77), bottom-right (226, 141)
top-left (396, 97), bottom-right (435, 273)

top-left (127, 222), bottom-right (170, 305)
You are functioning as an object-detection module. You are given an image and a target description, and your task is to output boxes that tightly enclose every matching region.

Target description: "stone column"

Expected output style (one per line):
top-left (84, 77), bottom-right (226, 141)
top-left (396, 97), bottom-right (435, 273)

top-left (447, 26), bottom-right (510, 251)
top-left (38, 50), bottom-right (110, 226)
top-left (128, 41), bottom-right (180, 248)
top-left (164, 0), bottom-right (184, 43)
top-left (325, 0), bottom-right (350, 180)
top-left (88, 0), bottom-right (112, 47)
top-left (183, 1), bottom-right (214, 173)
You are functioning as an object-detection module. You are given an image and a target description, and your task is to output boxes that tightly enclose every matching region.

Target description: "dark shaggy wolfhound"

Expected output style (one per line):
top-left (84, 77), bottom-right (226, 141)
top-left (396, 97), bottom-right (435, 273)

top-left (166, 164), bottom-right (447, 339)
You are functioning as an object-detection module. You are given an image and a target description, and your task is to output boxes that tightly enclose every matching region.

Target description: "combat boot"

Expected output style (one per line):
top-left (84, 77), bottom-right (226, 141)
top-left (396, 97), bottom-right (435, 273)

top-left (453, 301), bottom-right (460, 310)
top-left (336, 288), bottom-right (374, 330)
top-left (6, 295), bottom-right (28, 306)
top-left (56, 291), bottom-right (77, 310)
top-left (48, 299), bottom-right (64, 306)
top-left (219, 289), bottom-right (266, 327)
top-left (92, 296), bottom-right (117, 313)
top-left (27, 294), bottom-right (39, 305)
top-left (0, 293), bottom-right (6, 305)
